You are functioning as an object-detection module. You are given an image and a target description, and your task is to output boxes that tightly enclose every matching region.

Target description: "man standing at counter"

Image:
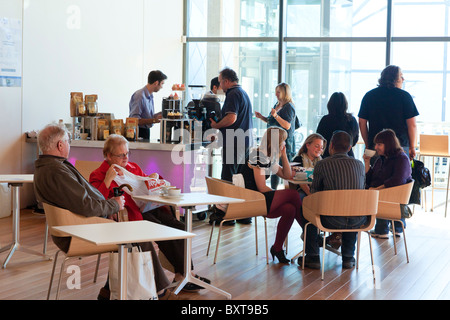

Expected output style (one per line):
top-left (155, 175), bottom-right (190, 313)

top-left (210, 67), bottom-right (254, 182)
top-left (129, 70), bottom-right (167, 140)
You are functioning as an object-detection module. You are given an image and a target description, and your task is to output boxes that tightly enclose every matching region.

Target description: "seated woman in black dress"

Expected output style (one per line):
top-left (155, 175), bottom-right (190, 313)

top-left (239, 127), bottom-right (302, 264)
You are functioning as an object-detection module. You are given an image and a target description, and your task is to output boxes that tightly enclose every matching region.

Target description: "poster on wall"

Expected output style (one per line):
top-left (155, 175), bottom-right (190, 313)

top-left (0, 17), bottom-right (22, 87)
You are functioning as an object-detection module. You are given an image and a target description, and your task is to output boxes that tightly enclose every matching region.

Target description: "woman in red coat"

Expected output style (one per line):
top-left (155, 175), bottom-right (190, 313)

top-left (90, 134), bottom-right (209, 292)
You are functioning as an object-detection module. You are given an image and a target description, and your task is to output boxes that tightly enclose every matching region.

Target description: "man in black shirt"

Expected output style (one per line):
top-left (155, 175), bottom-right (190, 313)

top-left (358, 65), bottom-right (419, 160)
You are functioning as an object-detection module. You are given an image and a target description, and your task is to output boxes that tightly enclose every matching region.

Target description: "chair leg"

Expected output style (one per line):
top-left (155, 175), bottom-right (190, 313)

top-left (367, 231), bottom-right (376, 282)
top-left (56, 256), bottom-right (70, 300)
top-left (264, 217), bottom-right (269, 264)
top-left (391, 220), bottom-right (398, 256)
top-left (43, 221), bottom-right (48, 254)
top-left (93, 254), bottom-right (101, 283)
top-left (301, 222), bottom-right (310, 269)
top-left (356, 232), bottom-right (361, 270)
top-left (206, 221), bottom-right (215, 256)
top-left (321, 231), bottom-right (326, 281)
top-left (445, 165), bottom-right (450, 218)
top-left (399, 220), bottom-right (409, 263)
top-left (254, 217), bottom-right (258, 256)
top-left (47, 250), bottom-right (61, 300)
top-left (213, 221), bottom-right (225, 264)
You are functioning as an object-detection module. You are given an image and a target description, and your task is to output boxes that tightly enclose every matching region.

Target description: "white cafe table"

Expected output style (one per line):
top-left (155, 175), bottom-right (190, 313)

top-left (0, 174), bottom-right (50, 268)
top-left (133, 192), bottom-right (245, 300)
top-left (52, 220), bottom-right (195, 300)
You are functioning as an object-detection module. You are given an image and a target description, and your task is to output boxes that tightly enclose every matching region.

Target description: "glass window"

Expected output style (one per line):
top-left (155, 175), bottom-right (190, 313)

top-left (286, 0), bottom-right (387, 37)
top-left (286, 42), bottom-right (386, 140)
top-left (186, 41), bottom-right (279, 137)
top-left (392, 42), bottom-right (445, 121)
top-left (392, 0), bottom-right (447, 37)
top-left (187, 0), bottom-right (279, 37)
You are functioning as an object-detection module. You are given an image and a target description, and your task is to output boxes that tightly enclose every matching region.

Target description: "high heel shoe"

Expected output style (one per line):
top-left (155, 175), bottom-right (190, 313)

top-left (270, 246), bottom-right (290, 264)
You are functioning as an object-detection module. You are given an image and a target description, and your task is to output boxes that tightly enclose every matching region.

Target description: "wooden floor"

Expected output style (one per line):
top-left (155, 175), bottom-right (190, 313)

top-left (1, 192), bottom-right (450, 301)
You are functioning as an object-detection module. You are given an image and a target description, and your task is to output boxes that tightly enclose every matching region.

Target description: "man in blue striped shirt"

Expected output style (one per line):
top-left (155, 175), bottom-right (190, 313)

top-left (302, 131), bottom-right (366, 269)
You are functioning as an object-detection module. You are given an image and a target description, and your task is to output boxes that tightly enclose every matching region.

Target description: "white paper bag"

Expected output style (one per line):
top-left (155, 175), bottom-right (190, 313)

top-left (109, 246), bottom-right (158, 300)
top-left (112, 164), bottom-right (170, 212)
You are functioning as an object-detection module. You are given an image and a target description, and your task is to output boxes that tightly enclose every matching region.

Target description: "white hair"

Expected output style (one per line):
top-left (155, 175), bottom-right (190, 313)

top-left (37, 123), bottom-right (68, 153)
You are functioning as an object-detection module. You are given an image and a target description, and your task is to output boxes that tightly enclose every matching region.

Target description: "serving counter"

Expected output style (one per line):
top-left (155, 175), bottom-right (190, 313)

top-left (67, 140), bottom-right (219, 195)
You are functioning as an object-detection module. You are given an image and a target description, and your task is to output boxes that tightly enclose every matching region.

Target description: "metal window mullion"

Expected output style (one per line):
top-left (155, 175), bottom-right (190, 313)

top-left (386, 0), bottom-right (393, 66)
top-left (278, 0), bottom-right (287, 83)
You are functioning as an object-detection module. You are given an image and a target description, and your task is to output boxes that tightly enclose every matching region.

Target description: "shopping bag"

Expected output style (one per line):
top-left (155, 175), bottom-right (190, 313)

top-left (109, 246), bottom-right (158, 300)
top-left (112, 164), bottom-right (170, 212)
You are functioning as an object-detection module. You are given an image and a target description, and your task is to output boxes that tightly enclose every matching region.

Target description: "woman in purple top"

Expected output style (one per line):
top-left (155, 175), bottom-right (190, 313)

top-left (363, 129), bottom-right (412, 238)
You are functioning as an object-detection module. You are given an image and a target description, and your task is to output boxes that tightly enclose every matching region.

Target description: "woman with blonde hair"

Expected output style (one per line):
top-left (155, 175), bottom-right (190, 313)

top-left (239, 127), bottom-right (302, 264)
top-left (292, 133), bottom-right (326, 199)
top-left (255, 82), bottom-right (298, 188)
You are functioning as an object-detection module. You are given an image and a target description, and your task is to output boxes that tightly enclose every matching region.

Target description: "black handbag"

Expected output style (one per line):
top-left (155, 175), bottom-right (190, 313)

top-left (409, 159), bottom-right (431, 205)
top-left (411, 159), bottom-right (431, 189)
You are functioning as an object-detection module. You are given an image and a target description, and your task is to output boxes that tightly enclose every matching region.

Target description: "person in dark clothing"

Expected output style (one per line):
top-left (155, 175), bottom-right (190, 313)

top-left (364, 129), bottom-right (412, 238)
top-left (358, 65), bottom-right (419, 160)
top-left (210, 67), bottom-right (254, 182)
top-left (316, 92), bottom-right (359, 158)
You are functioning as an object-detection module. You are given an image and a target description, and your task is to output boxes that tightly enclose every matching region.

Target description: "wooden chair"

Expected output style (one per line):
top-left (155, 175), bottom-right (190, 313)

top-left (377, 181), bottom-right (414, 263)
top-left (43, 160), bottom-right (106, 254)
top-left (418, 134), bottom-right (450, 216)
top-left (302, 189), bottom-right (379, 281)
top-left (43, 202), bottom-right (118, 300)
top-left (74, 160), bottom-right (103, 181)
top-left (205, 176), bottom-right (269, 264)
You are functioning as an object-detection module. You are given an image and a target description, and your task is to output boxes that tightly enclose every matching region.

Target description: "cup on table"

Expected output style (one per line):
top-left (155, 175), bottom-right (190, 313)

top-left (168, 187), bottom-right (181, 197)
top-left (295, 172), bottom-right (307, 180)
top-left (364, 149), bottom-right (376, 158)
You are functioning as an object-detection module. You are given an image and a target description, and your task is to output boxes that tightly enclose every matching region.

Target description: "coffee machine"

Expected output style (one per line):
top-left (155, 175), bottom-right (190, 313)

top-left (186, 85), bottom-right (222, 137)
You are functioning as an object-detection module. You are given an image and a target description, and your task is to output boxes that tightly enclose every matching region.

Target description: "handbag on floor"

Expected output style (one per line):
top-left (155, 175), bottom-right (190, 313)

top-left (109, 246), bottom-right (158, 300)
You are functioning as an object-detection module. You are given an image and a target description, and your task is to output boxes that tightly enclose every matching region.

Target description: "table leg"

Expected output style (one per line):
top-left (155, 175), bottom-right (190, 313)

top-left (2, 184), bottom-right (50, 268)
top-left (118, 244), bottom-right (128, 300)
top-left (173, 206), bottom-right (232, 300)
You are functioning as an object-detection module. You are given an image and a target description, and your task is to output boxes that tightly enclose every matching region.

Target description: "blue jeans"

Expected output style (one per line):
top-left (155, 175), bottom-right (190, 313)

top-left (374, 218), bottom-right (405, 234)
top-left (304, 216), bottom-right (368, 258)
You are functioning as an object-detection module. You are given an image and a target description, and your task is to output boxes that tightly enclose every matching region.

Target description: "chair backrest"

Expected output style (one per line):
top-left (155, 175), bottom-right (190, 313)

top-left (303, 189), bottom-right (379, 217)
top-left (378, 181), bottom-right (414, 204)
top-left (43, 202), bottom-right (117, 256)
top-left (302, 189), bottom-right (379, 232)
top-left (75, 160), bottom-right (102, 181)
top-left (419, 134), bottom-right (449, 156)
top-left (205, 176), bottom-right (267, 219)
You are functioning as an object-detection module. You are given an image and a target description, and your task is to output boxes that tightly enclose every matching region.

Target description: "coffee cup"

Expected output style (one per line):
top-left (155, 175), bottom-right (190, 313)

top-left (364, 149), bottom-right (376, 157)
top-left (168, 188), bottom-right (181, 197)
top-left (295, 172), bottom-right (307, 180)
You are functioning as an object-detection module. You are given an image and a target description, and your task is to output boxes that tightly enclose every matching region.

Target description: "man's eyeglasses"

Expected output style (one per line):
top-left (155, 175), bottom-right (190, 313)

top-left (112, 151), bottom-right (131, 159)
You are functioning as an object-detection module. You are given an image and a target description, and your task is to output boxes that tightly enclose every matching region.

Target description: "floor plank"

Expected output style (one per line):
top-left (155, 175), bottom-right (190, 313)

top-left (1, 190), bottom-right (450, 301)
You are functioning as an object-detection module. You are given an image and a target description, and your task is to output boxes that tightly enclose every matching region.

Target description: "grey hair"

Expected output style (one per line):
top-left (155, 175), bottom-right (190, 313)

top-left (103, 134), bottom-right (129, 158)
top-left (37, 123), bottom-right (69, 153)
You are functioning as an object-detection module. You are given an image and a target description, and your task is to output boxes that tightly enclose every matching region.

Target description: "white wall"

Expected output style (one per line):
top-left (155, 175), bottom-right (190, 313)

top-left (0, 0), bottom-right (23, 176)
top-left (22, 0), bottom-right (184, 131)
top-left (0, 0), bottom-right (184, 207)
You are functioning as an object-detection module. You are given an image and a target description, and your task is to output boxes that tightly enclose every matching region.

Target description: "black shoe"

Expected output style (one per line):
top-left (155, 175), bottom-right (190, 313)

top-left (270, 246), bottom-right (290, 264)
top-left (342, 257), bottom-right (356, 269)
top-left (194, 274), bottom-right (211, 284)
top-left (298, 255), bottom-right (320, 269)
top-left (97, 287), bottom-right (110, 300)
top-left (237, 218), bottom-right (252, 224)
top-left (182, 282), bottom-right (204, 292)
